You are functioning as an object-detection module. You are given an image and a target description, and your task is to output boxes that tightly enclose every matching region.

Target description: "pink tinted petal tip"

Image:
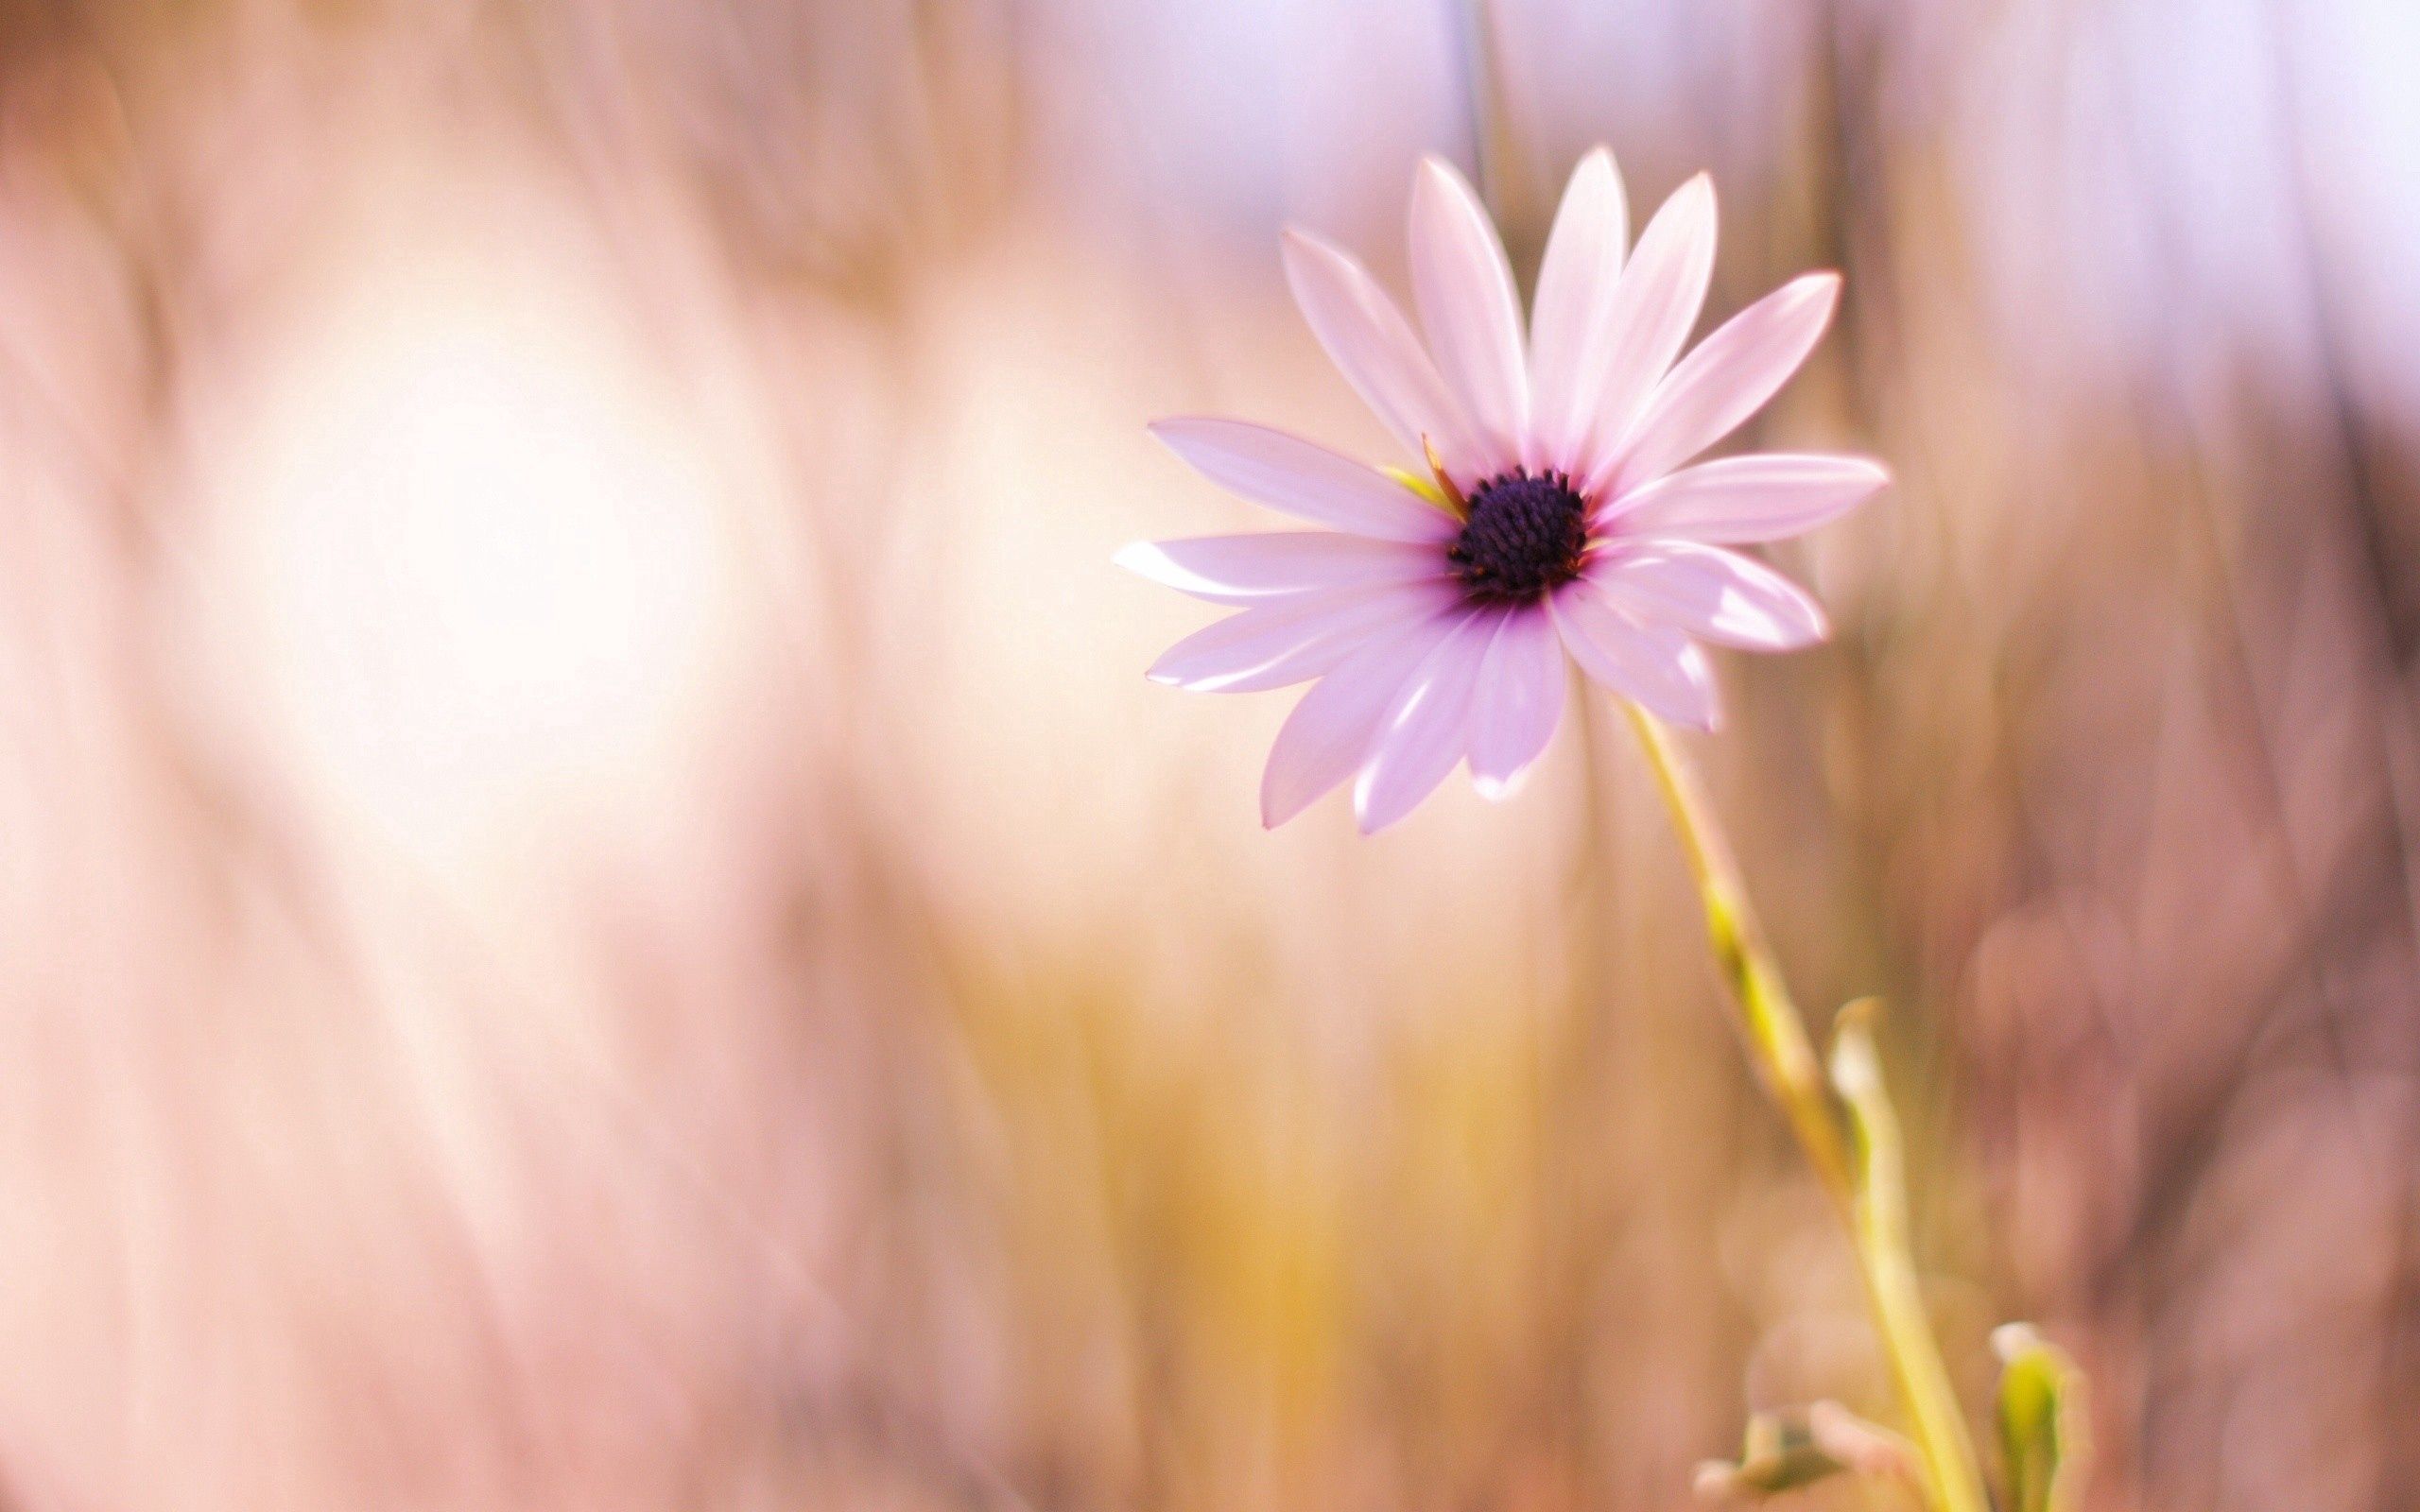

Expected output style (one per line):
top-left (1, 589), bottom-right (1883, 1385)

top-left (1548, 580), bottom-right (1722, 731)
top-left (1586, 541), bottom-right (1829, 652)
top-left (1256, 607), bottom-right (1470, 827)
top-left (1115, 532), bottom-right (1446, 604)
top-left (1603, 453), bottom-right (1890, 545)
top-left (1273, 231), bottom-right (1487, 486)
top-left (1408, 158), bottom-right (1530, 470)
top-left (1351, 610), bottom-right (1495, 833)
top-left (1572, 173), bottom-right (1719, 491)
top-left (1465, 608), bottom-right (1566, 800)
top-left (1601, 269), bottom-right (1844, 491)
top-left (1148, 416), bottom-right (1457, 543)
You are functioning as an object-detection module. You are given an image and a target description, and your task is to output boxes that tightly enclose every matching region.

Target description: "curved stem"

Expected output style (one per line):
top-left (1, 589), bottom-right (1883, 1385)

top-left (1619, 706), bottom-right (1853, 1207)
top-left (1620, 704), bottom-right (1988, 1512)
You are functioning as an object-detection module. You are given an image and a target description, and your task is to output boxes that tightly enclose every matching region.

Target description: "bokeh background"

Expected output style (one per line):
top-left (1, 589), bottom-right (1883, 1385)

top-left (3, 0), bottom-right (2417, 1506)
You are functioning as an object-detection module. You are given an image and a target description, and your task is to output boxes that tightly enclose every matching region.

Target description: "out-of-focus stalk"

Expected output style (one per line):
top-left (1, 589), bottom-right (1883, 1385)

top-left (1621, 704), bottom-right (1987, 1512)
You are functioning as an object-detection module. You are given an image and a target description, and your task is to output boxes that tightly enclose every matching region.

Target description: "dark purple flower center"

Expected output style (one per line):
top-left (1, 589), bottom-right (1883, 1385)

top-left (1446, 470), bottom-right (1590, 602)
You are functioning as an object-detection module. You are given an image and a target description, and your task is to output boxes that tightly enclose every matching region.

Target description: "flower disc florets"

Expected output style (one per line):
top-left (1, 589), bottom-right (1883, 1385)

top-left (1447, 470), bottom-right (1590, 602)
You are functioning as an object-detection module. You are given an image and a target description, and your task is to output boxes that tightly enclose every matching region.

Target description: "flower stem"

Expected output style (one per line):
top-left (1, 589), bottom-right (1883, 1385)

top-left (1619, 703), bottom-right (1989, 1512)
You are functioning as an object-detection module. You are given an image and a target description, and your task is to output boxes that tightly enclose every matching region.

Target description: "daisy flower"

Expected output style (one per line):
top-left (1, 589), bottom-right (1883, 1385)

top-left (1122, 149), bottom-right (1887, 832)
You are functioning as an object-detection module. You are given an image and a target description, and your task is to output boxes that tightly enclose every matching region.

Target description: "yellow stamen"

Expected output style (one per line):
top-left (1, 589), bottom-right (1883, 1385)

top-left (1422, 435), bottom-right (1469, 516)
top-left (1382, 466), bottom-right (1456, 514)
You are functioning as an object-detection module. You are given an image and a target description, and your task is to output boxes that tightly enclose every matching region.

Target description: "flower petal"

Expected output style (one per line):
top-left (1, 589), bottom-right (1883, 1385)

top-left (1115, 533), bottom-right (1448, 604)
top-left (1603, 454), bottom-right (1887, 543)
top-left (1259, 605), bottom-right (1475, 827)
top-left (1587, 541), bottom-right (1827, 650)
top-left (1279, 230), bottom-right (1483, 481)
top-left (1354, 610), bottom-right (1497, 833)
top-left (1409, 158), bottom-right (1528, 476)
top-left (1148, 580), bottom-right (1463, 693)
top-left (1527, 147), bottom-right (1630, 474)
top-left (1465, 607), bottom-right (1566, 800)
top-left (1604, 271), bottom-right (1840, 492)
top-left (1573, 175), bottom-right (1718, 490)
top-left (1151, 418), bottom-right (1459, 543)
top-left (1547, 578), bottom-right (1720, 730)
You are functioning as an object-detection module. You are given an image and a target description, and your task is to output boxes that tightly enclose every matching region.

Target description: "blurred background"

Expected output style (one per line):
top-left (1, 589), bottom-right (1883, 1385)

top-left (1, 0), bottom-right (2416, 1506)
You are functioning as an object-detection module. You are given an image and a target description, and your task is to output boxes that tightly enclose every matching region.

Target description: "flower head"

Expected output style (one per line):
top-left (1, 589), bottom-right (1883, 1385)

top-left (1123, 150), bottom-right (1887, 832)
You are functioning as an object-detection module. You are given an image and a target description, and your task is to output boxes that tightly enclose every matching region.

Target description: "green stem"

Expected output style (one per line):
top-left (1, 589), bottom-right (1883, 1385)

top-left (1832, 1002), bottom-right (1990, 1512)
top-left (1619, 706), bottom-right (1852, 1209)
top-left (1621, 704), bottom-right (1988, 1512)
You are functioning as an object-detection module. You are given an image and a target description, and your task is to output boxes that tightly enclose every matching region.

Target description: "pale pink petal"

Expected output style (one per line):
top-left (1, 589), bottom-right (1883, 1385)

top-left (1465, 607), bottom-right (1566, 799)
top-left (1151, 418), bottom-right (1459, 543)
top-left (1603, 272), bottom-right (1840, 492)
top-left (1602, 454), bottom-right (1887, 543)
top-left (1409, 159), bottom-right (1529, 474)
top-left (1149, 580), bottom-right (1462, 693)
top-left (1547, 578), bottom-right (1720, 730)
top-left (1259, 607), bottom-right (1475, 827)
top-left (1527, 148), bottom-right (1630, 474)
top-left (1354, 610), bottom-right (1497, 833)
top-left (1572, 175), bottom-right (1718, 490)
top-left (1115, 533), bottom-right (1447, 604)
top-left (1279, 231), bottom-right (1485, 481)
top-left (1587, 541), bottom-right (1827, 650)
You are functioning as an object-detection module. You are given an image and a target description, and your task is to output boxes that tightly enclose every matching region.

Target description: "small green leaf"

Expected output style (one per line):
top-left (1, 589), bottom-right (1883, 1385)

top-left (1694, 1411), bottom-right (1844, 1501)
top-left (1693, 1404), bottom-right (1919, 1503)
top-left (1995, 1323), bottom-right (2086, 1512)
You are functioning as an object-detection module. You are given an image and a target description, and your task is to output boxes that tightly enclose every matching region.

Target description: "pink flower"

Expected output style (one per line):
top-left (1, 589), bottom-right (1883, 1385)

top-left (1123, 150), bottom-right (1887, 833)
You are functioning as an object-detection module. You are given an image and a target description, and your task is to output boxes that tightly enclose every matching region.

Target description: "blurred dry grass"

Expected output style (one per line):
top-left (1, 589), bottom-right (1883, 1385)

top-left (0, 0), bottom-right (2415, 1507)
